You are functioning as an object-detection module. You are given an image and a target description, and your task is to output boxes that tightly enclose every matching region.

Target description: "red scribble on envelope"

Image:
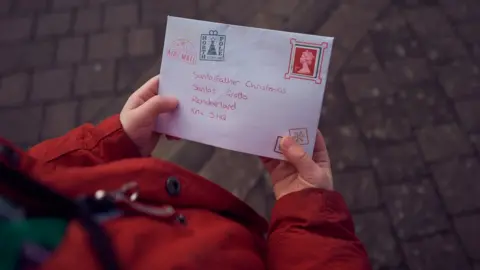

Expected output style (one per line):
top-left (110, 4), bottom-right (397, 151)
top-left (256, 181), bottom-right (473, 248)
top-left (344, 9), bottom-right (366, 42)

top-left (167, 39), bottom-right (197, 65)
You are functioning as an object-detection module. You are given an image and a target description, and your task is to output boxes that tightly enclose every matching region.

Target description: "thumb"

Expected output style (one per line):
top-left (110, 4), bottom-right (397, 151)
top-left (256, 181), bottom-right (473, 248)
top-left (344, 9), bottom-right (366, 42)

top-left (132, 96), bottom-right (178, 121)
top-left (281, 136), bottom-right (319, 176)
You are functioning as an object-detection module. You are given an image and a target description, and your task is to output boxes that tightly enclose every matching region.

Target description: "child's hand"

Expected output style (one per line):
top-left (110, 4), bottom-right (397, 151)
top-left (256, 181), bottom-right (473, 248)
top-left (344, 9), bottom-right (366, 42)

top-left (262, 131), bottom-right (333, 199)
top-left (120, 76), bottom-right (178, 156)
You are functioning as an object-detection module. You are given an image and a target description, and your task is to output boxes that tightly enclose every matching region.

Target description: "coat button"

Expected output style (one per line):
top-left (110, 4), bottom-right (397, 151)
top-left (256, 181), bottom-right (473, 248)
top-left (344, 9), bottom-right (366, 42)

top-left (165, 176), bottom-right (181, 196)
top-left (0, 145), bottom-right (19, 168)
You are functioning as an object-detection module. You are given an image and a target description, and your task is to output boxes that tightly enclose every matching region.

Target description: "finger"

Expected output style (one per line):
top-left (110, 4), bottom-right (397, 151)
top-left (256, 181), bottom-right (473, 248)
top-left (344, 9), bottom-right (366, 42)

top-left (132, 95), bottom-right (178, 121)
top-left (125, 76), bottom-right (160, 110)
top-left (312, 130), bottom-right (330, 164)
top-left (280, 136), bottom-right (320, 177)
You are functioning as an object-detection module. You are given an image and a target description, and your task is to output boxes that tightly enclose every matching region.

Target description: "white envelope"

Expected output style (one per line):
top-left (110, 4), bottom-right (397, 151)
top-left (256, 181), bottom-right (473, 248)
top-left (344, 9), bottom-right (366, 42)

top-left (156, 16), bottom-right (334, 160)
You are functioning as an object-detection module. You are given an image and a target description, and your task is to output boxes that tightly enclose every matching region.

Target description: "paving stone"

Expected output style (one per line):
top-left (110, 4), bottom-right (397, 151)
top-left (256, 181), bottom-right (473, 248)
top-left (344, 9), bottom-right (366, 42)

top-left (284, 0), bottom-right (334, 34)
top-left (327, 46), bottom-right (349, 80)
top-left (199, 149), bottom-right (264, 199)
top-left (345, 38), bottom-right (381, 72)
top-left (334, 170), bottom-right (380, 211)
top-left (53, 0), bottom-right (84, 9)
top-left (370, 8), bottom-right (424, 61)
top-left (0, 41), bottom-right (55, 72)
top-left (438, 61), bottom-right (480, 98)
top-left (128, 28), bottom-right (154, 56)
top-left (37, 12), bottom-right (71, 36)
top-left (105, 4), bottom-right (138, 29)
top-left (75, 8), bottom-right (101, 33)
top-left (0, 0), bottom-right (10, 14)
top-left (471, 134), bottom-right (480, 153)
top-left (454, 215), bottom-right (480, 260)
top-left (88, 32), bottom-right (125, 60)
top-left (0, 17), bottom-right (32, 42)
top-left (319, 81), bottom-right (356, 127)
top-left (0, 42), bottom-right (54, 72)
top-left (249, 13), bottom-right (284, 31)
top-left (355, 98), bottom-right (411, 141)
top-left (431, 157), bottom-right (480, 214)
top-left (416, 124), bottom-right (473, 162)
top-left (216, 0), bottom-right (262, 25)
top-left (455, 99), bottom-right (480, 132)
top-left (141, 0), bottom-right (195, 26)
top-left (399, 84), bottom-right (455, 128)
top-left (343, 70), bottom-right (396, 102)
top-left (353, 211), bottom-right (402, 269)
top-left (395, 0), bottom-right (440, 6)
top-left (406, 7), bottom-right (455, 38)
top-left (371, 7), bottom-right (408, 37)
top-left (322, 125), bottom-right (370, 171)
top-left (423, 37), bottom-right (468, 65)
top-left (439, 0), bottom-right (480, 22)
top-left (17, 0), bottom-right (47, 11)
top-left (79, 96), bottom-right (113, 123)
top-left (371, 142), bottom-right (426, 184)
top-left (0, 73), bottom-right (29, 106)
top-left (117, 56), bottom-right (155, 92)
top-left (75, 61), bottom-right (115, 95)
top-left (140, 0), bottom-right (168, 25)
top-left (57, 37), bottom-right (85, 63)
top-left (84, 94), bottom-right (128, 124)
top-left (386, 59), bottom-right (433, 85)
top-left (24, 41), bottom-right (55, 68)
top-left (0, 45), bottom-right (22, 72)
top-left (403, 234), bottom-right (471, 270)
top-left (31, 68), bottom-right (72, 101)
top-left (265, 0), bottom-right (300, 16)
top-left (198, 0), bottom-right (215, 14)
top-left (165, 0), bottom-right (197, 19)
top-left (343, 0), bottom-right (390, 11)
top-left (457, 22), bottom-right (480, 44)
top-left (0, 106), bottom-right (42, 144)
top-left (41, 102), bottom-right (78, 140)
top-left (318, 4), bottom-right (377, 50)
top-left (244, 177), bottom-right (268, 218)
top-left (382, 181), bottom-right (449, 240)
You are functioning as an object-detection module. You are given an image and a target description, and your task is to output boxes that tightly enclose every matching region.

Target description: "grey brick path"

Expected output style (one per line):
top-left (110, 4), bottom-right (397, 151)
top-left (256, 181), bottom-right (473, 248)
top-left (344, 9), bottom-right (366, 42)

top-left (0, 0), bottom-right (480, 269)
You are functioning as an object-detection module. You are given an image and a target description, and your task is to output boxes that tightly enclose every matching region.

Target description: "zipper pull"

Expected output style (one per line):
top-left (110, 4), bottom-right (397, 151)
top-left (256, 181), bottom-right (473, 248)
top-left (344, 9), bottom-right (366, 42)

top-left (95, 182), bottom-right (176, 219)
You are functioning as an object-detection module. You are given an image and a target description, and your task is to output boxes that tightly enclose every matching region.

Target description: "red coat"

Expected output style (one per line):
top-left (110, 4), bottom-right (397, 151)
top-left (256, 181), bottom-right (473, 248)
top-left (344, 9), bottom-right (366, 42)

top-left (0, 115), bottom-right (371, 270)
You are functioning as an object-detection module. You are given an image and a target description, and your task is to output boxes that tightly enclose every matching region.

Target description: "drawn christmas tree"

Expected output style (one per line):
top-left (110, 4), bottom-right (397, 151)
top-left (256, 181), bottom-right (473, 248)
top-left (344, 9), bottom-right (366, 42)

top-left (207, 38), bottom-right (217, 55)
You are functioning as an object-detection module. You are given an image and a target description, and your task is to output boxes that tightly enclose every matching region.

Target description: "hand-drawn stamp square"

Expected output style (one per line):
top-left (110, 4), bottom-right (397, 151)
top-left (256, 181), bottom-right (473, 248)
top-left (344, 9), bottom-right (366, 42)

top-left (289, 128), bottom-right (309, 145)
top-left (274, 136), bottom-right (283, 153)
top-left (284, 39), bottom-right (328, 84)
top-left (200, 30), bottom-right (226, 61)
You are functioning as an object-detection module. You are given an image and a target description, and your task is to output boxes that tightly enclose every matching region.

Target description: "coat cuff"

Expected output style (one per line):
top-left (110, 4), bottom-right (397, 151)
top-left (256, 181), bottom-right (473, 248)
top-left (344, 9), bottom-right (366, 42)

top-left (270, 188), bottom-right (351, 228)
top-left (92, 114), bottom-right (142, 160)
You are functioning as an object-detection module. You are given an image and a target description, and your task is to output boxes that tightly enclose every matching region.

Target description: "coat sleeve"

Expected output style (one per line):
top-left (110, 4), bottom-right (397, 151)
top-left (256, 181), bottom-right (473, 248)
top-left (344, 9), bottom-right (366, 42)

top-left (267, 188), bottom-right (371, 270)
top-left (28, 115), bottom-right (141, 166)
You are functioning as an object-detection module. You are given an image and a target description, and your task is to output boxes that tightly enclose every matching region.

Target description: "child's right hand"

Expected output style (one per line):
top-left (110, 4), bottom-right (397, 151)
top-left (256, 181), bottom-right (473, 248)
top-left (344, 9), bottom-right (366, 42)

top-left (262, 131), bottom-right (333, 199)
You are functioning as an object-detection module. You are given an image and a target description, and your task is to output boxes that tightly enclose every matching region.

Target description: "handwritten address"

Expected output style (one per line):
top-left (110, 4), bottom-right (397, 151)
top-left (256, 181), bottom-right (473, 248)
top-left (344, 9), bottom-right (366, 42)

top-left (189, 72), bottom-right (287, 121)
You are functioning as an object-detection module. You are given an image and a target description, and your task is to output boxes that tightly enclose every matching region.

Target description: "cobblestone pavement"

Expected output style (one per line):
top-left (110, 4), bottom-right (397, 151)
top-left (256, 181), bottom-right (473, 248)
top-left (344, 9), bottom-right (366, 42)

top-left (1, 0), bottom-right (480, 269)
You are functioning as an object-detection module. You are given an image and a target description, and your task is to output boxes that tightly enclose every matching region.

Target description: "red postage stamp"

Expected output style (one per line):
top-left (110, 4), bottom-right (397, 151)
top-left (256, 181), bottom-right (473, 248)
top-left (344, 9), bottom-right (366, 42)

top-left (274, 136), bottom-right (283, 154)
top-left (284, 39), bottom-right (328, 84)
top-left (289, 128), bottom-right (309, 145)
top-left (167, 39), bottom-right (197, 65)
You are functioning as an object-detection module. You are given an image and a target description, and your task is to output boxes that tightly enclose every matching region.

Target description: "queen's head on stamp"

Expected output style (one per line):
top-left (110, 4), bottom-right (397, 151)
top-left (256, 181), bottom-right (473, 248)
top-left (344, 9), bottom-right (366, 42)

top-left (295, 50), bottom-right (315, 76)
